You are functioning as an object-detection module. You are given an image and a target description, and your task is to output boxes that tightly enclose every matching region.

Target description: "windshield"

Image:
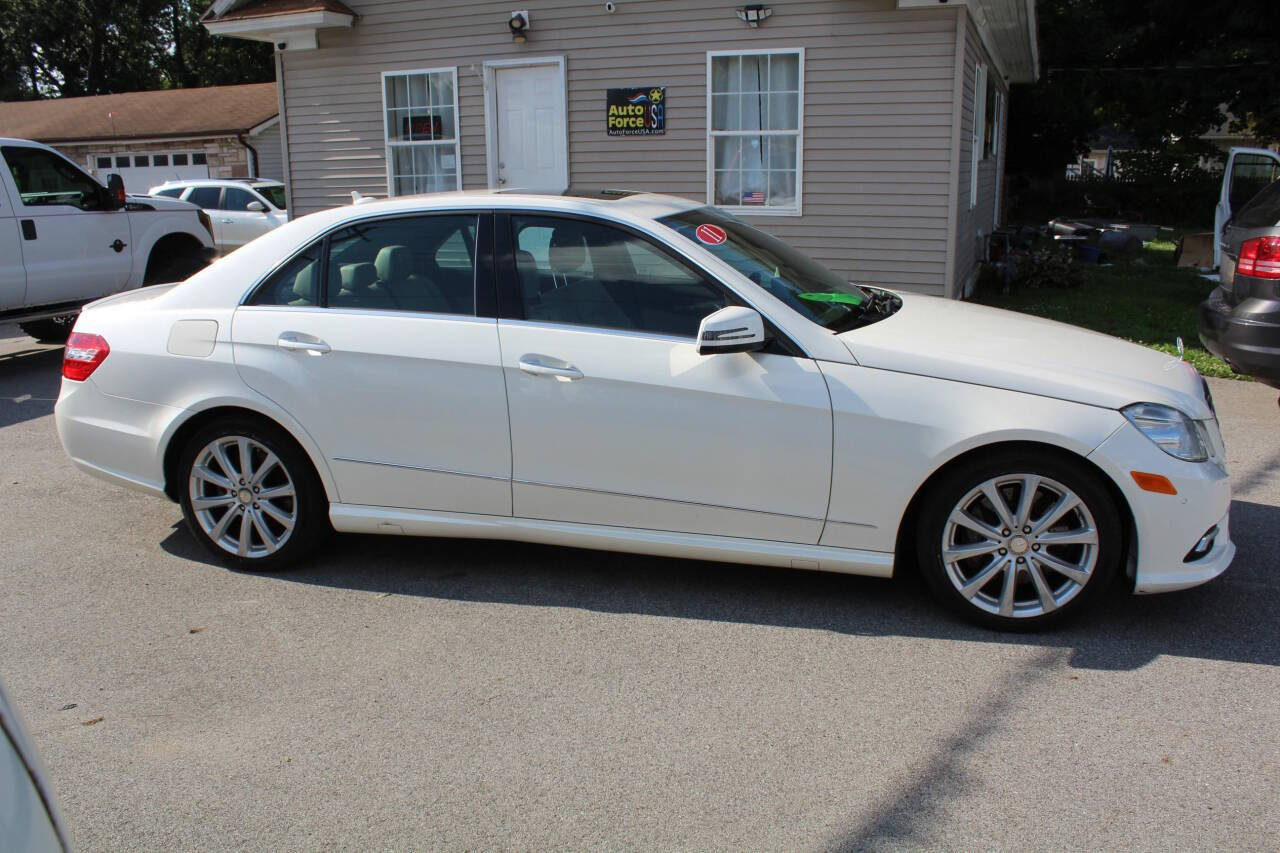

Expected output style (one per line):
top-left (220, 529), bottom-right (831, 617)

top-left (255, 185), bottom-right (287, 210)
top-left (659, 207), bottom-right (870, 330)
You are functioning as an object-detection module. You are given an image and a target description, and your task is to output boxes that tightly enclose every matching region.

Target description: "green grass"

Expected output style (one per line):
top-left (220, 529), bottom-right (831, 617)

top-left (975, 241), bottom-right (1246, 380)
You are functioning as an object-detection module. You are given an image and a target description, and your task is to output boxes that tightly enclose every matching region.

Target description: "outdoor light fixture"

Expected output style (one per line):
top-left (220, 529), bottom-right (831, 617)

top-left (509, 10), bottom-right (529, 42)
top-left (737, 5), bottom-right (772, 26)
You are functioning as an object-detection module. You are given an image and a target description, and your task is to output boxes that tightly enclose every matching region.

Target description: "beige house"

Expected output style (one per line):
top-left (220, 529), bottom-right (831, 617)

top-left (0, 84), bottom-right (283, 190)
top-left (203, 0), bottom-right (1037, 298)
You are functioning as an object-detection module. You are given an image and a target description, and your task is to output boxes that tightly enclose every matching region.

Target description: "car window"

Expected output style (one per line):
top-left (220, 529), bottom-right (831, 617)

top-left (511, 215), bottom-right (726, 338)
top-left (327, 215), bottom-right (477, 314)
top-left (255, 185), bottom-right (287, 210)
top-left (186, 187), bottom-right (222, 210)
top-left (248, 241), bottom-right (325, 306)
top-left (2, 145), bottom-right (107, 210)
top-left (1232, 179), bottom-right (1280, 230)
top-left (153, 187), bottom-right (184, 199)
top-left (223, 187), bottom-right (258, 211)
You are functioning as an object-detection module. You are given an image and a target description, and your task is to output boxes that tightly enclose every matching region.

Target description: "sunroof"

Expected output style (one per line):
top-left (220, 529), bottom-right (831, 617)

top-left (562, 187), bottom-right (640, 199)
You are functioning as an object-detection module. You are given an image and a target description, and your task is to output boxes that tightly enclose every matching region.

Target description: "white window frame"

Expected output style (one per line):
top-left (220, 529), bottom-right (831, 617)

top-left (380, 66), bottom-right (463, 197)
top-left (706, 47), bottom-right (805, 217)
top-left (970, 62), bottom-right (987, 209)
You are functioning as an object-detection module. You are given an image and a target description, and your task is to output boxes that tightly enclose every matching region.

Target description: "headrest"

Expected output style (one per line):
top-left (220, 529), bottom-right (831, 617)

top-left (548, 227), bottom-right (587, 275)
top-left (515, 249), bottom-right (538, 271)
top-left (375, 245), bottom-right (413, 282)
top-left (292, 261), bottom-right (318, 302)
top-left (340, 262), bottom-right (377, 292)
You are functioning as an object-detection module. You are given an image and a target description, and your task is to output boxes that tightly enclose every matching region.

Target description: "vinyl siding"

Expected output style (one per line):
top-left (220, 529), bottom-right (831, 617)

top-left (952, 11), bottom-right (1008, 298)
top-left (279, 0), bottom-right (962, 294)
top-left (251, 121), bottom-right (284, 180)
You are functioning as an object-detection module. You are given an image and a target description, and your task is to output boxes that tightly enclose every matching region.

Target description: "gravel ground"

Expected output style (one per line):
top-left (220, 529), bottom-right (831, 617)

top-left (1, 323), bottom-right (1277, 851)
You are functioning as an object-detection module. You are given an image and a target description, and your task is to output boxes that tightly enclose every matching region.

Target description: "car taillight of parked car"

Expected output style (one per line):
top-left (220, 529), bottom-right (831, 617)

top-left (1236, 236), bottom-right (1280, 280)
top-left (62, 333), bottom-right (110, 381)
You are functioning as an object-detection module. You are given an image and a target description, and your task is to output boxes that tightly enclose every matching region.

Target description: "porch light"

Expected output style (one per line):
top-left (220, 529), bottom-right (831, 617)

top-left (737, 5), bottom-right (772, 26)
top-left (509, 10), bottom-right (529, 42)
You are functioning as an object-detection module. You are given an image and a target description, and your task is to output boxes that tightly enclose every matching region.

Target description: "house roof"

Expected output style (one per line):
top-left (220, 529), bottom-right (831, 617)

top-left (0, 83), bottom-right (278, 144)
top-left (200, 0), bottom-right (355, 24)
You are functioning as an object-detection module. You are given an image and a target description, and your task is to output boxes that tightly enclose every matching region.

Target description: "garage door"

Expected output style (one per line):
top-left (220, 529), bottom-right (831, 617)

top-left (91, 152), bottom-right (210, 194)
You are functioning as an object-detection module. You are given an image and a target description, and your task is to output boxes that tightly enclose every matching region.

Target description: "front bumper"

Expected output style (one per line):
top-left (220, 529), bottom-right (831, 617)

top-left (1198, 286), bottom-right (1280, 387)
top-left (54, 376), bottom-right (181, 499)
top-left (1088, 420), bottom-right (1234, 594)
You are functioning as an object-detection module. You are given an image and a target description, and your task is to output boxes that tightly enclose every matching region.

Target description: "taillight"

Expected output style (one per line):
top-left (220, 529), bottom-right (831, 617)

top-left (1236, 236), bottom-right (1280, 280)
top-left (62, 333), bottom-right (110, 381)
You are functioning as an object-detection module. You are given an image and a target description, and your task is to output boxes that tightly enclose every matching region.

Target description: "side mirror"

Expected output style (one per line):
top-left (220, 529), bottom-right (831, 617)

top-left (246, 200), bottom-right (266, 213)
top-left (105, 174), bottom-right (126, 209)
top-left (697, 305), bottom-right (767, 355)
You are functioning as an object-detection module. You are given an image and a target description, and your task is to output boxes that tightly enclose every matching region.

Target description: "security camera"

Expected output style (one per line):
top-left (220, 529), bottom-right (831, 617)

top-left (604, 1), bottom-right (616, 11)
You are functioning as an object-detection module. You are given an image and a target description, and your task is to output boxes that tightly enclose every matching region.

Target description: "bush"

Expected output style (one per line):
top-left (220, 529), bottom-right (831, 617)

top-left (1014, 242), bottom-right (1084, 289)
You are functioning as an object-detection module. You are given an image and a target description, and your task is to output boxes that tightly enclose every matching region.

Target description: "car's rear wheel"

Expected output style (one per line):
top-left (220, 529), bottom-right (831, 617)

top-left (915, 450), bottom-right (1122, 630)
top-left (178, 419), bottom-right (327, 571)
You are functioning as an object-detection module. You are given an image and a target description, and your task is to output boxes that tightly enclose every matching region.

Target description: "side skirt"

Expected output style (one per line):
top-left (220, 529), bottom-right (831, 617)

top-left (329, 504), bottom-right (895, 578)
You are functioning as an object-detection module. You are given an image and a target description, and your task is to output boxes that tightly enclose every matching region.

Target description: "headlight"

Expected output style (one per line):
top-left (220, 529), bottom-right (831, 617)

top-left (1121, 403), bottom-right (1209, 462)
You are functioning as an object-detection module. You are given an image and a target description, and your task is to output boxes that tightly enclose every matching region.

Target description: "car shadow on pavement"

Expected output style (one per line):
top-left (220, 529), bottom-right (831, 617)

top-left (0, 346), bottom-right (62, 428)
top-left (160, 497), bottom-right (1280, 673)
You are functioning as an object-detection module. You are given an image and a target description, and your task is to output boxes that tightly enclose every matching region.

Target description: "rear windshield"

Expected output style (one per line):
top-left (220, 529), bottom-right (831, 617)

top-left (1232, 179), bottom-right (1280, 229)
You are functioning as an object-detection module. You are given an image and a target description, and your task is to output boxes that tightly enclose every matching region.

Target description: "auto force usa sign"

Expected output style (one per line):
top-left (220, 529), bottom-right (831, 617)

top-left (607, 87), bottom-right (665, 136)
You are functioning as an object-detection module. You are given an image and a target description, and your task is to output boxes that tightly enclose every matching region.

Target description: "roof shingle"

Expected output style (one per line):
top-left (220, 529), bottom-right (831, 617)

top-left (0, 83), bottom-right (278, 144)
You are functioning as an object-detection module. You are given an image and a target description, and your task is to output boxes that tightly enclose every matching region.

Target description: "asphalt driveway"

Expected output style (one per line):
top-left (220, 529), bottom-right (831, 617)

top-left (1, 323), bottom-right (1277, 851)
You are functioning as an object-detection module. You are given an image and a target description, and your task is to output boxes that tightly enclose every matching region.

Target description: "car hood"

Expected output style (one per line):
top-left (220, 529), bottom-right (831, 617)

top-left (837, 292), bottom-right (1212, 418)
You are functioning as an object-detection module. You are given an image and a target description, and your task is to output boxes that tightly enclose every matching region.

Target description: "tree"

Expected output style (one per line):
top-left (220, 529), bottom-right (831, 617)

top-left (1007, 0), bottom-right (1280, 179)
top-left (0, 0), bottom-right (272, 101)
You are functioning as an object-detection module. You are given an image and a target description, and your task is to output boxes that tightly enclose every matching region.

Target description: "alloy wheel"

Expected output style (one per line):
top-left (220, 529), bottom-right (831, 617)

top-left (941, 473), bottom-right (1100, 619)
top-left (188, 435), bottom-right (297, 559)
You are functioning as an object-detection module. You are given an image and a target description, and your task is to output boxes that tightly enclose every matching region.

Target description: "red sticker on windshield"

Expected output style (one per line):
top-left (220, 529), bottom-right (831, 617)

top-left (695, 224), bottom-right (727, 245)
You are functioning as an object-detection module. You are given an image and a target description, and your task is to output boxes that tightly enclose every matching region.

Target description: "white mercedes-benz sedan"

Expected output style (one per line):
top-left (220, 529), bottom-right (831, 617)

top-left (54, 190), bottom-right (1234, 629)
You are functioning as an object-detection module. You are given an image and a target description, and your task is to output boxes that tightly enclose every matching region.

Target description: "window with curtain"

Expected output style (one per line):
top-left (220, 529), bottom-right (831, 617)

top-left (708, 50), bottom-right (803, 214)
top-left (383, 68), bottom-right (461, 196)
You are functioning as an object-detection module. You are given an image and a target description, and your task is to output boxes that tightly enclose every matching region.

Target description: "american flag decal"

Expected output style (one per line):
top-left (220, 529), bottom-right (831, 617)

top-left (742, 191), bottom-right (765, 204)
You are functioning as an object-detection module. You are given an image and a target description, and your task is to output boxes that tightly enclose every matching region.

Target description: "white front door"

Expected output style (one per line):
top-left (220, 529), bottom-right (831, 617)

top-left (497, 214), bottom-right (833, 544)
top-left (492, 62), bottom-right (568, 192)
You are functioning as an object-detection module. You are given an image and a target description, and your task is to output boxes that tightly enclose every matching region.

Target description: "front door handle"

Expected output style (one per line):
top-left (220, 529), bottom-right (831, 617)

top-left (518, 354), bottom-right (583, 381)
top-left (220, 218), bottom-right (234, 224)
top-left (20, 219), bottom-right (35, 240)
top-left (278, 332), bottom-right (331, 355)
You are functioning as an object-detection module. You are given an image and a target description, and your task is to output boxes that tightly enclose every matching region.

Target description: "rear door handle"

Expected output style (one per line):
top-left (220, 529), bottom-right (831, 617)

top-left (277, 332), bottom-right (331, 355)
top-left (220, 218), bottom-right (234, 224)
top-left (518, 354), bottom-right (583, 381)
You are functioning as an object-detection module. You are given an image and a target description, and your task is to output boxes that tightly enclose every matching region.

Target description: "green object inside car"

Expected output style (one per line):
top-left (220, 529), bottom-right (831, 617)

top-left (797, 291), bottom-right (864, 306)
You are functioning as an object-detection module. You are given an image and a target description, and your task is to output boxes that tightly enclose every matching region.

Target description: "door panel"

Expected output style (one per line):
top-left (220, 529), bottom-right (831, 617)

top-left (1, 144), bottom-right (131, 305)
top-left (498, 321), bottom-right (833, 543)
top-left (493, 64), bottom-right (567, 192)
top-left (1215, 147), bottom-right (1280, 268)
top-left (233, 308), bottom-right (512, 514)
top-left (0, 185), bottom-right (26, 308)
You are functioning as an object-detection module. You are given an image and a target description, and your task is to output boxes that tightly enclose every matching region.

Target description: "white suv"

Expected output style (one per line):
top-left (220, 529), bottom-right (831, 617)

top-left (149, 179), bottom-right (288, 255)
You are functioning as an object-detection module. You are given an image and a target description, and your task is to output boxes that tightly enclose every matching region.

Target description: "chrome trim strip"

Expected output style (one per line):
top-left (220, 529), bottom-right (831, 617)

top-left (512, 478), bottom-right (824, 522)
top-left (497, 318), bottom-right (693, 345)
top-left (331, 457), bottom-right (508, 482)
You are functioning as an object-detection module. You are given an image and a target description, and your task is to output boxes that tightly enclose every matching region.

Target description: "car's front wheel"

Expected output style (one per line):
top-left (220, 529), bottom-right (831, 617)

top-left (178, 419), bottom-right (327, 571)
top-left (916, 450), bottom-right (1122, 630)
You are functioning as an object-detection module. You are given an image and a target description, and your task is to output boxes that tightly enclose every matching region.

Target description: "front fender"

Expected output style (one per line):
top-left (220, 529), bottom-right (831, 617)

top-left (128, 215), bottom-right (216, 286)
top-left (816, 362), bottom-right (1125, 553)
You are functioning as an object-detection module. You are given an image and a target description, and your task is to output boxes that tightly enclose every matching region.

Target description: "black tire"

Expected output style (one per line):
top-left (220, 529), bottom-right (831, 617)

top-left (19, 315), bottom-right (75, 343)
top-left (915, 449), bottom-right (1122, 631)
top-left (145, 247), bottom-right (208, 285)
top-left (177, 417), bottom-right (328, 571)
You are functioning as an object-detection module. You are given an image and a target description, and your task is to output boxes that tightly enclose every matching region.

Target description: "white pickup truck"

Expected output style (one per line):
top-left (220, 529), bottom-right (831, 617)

top-left (1, 138), bottom-right (216, 341)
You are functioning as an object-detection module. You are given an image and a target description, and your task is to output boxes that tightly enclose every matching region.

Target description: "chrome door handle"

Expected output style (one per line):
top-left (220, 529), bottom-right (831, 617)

top-left (518, 355), bottom-right (583, 381)
top-left (220, 218), bottom-right (234, 224)
top-left (277, 332), bottom-right (331, 355)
